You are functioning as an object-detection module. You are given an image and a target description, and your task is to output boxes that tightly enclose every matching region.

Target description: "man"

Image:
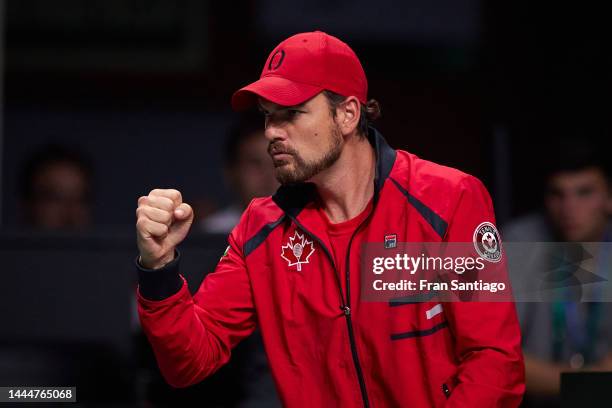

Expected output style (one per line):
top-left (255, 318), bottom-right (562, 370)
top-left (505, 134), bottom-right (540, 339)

top-left (135, 31), bottom-right (525, 407)
top-left (503, 140), bottom-right (612, 406)
top-left (20, 144), bottom-right (93, 229)
top-left (202, 112), bottom-right (279, 233)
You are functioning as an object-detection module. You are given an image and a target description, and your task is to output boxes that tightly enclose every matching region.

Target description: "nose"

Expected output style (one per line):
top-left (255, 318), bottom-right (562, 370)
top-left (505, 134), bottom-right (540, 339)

top-left (264, 120), bottom-right (286, 143)
top-left (560, 194), bottom-right (579, 213)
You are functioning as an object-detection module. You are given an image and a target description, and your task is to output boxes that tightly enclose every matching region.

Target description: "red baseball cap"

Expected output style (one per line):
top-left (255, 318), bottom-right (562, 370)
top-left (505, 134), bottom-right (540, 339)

top-left (231, 31), bottom-right (368, 111)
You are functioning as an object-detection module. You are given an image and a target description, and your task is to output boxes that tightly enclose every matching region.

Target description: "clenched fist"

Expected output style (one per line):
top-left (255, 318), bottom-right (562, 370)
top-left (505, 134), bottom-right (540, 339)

top-left (136, 189), bottom-right (194, 269)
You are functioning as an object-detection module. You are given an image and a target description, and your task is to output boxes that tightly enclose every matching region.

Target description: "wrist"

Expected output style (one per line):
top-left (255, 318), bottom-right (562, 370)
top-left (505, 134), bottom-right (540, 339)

top-left (136, 249), bottom-right (182, 300)
top-left (139, 252), bottom-right (175, 270)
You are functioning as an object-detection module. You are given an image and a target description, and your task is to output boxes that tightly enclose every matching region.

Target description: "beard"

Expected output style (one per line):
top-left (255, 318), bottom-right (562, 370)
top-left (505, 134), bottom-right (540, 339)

top-left (269, 125), bottom-right (343, 185)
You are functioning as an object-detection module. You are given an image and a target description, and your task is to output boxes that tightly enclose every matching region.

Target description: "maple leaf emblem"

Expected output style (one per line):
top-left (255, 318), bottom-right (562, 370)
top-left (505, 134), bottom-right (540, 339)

top-left (281, 231), bottom-right (315, 271)
top-left (482, 232), bottom-right (498, 252)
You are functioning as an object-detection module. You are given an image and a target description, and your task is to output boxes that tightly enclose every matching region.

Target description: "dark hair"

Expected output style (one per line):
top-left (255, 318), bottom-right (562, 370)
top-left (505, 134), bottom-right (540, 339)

top-left (323, 90), bottom-right (381, 138)
top-left (544, 138), bottom-right (610, 183)
top-left (224, 111), bottom-right (265, 166)
top-left (19, 144), bottom-right (93, 200)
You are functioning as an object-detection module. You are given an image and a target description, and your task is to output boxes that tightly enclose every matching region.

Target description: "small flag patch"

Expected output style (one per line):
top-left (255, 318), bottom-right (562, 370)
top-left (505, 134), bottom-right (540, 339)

top-left (384, 234), bottom-right (397, 249)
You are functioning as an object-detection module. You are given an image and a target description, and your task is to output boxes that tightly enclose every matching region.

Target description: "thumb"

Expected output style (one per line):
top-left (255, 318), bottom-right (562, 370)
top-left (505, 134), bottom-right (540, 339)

top-left (174, 203), bottom-right (194, 221)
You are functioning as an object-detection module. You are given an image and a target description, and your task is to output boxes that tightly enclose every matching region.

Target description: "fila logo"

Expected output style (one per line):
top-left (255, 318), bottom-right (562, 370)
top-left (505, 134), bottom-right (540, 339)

top-left (281, 230), bottom-right (315, 271)
top-left (384, 234), bottom-right (397, 249)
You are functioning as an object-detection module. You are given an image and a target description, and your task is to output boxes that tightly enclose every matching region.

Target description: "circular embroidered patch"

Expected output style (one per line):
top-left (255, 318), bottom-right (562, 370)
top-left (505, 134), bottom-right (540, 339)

top-left (473, 222), bottom-right (502, 263)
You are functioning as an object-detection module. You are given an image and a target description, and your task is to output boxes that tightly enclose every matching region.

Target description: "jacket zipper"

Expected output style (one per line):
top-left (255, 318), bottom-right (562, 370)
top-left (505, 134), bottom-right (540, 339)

top-left (343, 212), bottom-right (374, 408)
top-left (290, 212), bottom-right (373, 408)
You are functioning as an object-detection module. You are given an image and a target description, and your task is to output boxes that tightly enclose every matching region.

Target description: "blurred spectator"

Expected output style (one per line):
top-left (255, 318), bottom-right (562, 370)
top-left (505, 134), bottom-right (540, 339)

top-left (18, 144), bottom-right (93, 230)
top-left (201, 112), bottom-right (281, 406)
top-left (503, 139), bottom-right (612, 407)
top-left (201, 112), bottom-right (278, 233)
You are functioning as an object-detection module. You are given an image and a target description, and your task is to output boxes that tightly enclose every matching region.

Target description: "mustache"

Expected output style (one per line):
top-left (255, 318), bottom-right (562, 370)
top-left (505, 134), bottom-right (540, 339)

top-left (268, 142), bottom-right (296, 156)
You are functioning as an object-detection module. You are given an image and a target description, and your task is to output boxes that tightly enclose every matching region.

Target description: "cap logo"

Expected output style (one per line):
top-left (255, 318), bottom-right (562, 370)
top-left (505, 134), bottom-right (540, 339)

top-left (268, 49), bottom-right (285, 71)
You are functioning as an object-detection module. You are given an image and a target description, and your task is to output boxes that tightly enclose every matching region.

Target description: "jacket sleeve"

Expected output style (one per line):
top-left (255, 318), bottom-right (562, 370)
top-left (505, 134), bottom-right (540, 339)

top-left (136, 206), bottom-right (256, 388)
top-left (443, 176), bottom-right (525, 407)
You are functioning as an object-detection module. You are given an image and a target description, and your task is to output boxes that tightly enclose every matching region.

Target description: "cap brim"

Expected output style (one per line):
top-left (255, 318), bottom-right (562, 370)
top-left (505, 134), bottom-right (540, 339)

top-left (231, 76), bottom-right (323, 111)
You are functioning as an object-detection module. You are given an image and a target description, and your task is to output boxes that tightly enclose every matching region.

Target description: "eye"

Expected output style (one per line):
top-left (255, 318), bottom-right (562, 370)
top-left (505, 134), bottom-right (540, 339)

top-left (576, 186), bottom-right (595, 197)
top-left (286, 109), bottom-right (301, 118)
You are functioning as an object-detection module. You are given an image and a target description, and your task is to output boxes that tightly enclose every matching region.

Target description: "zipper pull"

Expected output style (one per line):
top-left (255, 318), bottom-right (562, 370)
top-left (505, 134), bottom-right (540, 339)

top-left (442, 383), bottom-right (451, 398)
top-left (341, 306), bottom-right (351, 316)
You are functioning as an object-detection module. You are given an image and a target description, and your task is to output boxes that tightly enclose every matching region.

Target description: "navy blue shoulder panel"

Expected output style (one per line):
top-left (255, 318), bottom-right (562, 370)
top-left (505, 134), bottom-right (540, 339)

top-left (390, 177), bottom-right (448, 239)
top-left (369, 126), bottom-right (397, 196)
top-left (242, 183), bottom-right (318, 258)
top-left (243, 215), bottom-right (285, 257)
top-left (271, 182), bottom-right (317, 218)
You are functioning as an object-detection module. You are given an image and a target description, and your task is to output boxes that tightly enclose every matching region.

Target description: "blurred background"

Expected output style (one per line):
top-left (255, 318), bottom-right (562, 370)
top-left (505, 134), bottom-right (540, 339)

top-left (0, 0), bottom-right (610, 407)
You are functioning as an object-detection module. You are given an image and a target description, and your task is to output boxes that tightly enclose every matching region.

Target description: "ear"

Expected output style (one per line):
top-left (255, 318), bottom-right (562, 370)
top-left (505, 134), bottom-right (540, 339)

top-left (334, 96), bottom-right (361, 136)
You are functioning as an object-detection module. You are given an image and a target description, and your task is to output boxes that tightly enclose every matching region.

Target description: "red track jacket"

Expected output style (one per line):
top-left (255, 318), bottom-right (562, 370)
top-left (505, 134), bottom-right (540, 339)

top-left (136, 128), bottom-right (525, 407)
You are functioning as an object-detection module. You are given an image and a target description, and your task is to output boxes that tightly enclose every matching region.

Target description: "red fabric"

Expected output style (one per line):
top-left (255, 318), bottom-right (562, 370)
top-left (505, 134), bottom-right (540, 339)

top-left (323, 198), bottom-right (373, 296)
top-left (137, 149), bottom-right (525, 407)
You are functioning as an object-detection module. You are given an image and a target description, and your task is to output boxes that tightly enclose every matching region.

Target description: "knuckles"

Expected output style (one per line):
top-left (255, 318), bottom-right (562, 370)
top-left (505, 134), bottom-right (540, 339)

top-left (136, 205), bottom-right (173, 226)
top-left (160, 211), bottom-right (173, 225)
top-left (148, 188), bottom-right (182, 204)
top-left (136, 217), bottom-right (169, 237)
top-left (136, 189), bottom-right (182, 237)
top-left (143, 195), bottom-right (174, 211)
top-left (135, 217), bottom-right (148, 231)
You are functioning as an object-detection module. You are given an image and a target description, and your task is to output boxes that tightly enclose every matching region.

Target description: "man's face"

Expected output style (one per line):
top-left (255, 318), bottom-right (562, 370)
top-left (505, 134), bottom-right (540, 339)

top-left (545, 167), bottom-right (611, 241)
top-left (27, 161), bottom-right (92, 229)
top-left (259, 93), bottom-right (343, 185)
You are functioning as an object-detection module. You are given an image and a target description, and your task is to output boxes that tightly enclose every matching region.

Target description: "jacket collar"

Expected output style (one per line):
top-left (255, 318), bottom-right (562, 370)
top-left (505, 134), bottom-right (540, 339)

top-left (272, 126), bottom-right (397, 218)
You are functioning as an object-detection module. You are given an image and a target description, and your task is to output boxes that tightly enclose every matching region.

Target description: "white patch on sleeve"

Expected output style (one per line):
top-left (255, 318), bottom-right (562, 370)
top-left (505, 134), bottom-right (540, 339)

top-left (426, 304), bottom-right (443, 320)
